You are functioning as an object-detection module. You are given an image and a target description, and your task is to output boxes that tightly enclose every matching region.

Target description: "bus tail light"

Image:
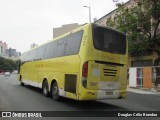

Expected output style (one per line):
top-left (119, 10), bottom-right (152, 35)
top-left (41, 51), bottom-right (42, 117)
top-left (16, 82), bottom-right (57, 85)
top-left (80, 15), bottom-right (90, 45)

top-left (82, 61), bottom-right (88, 88)
top-left (82, 61), bottom-right (88, 77)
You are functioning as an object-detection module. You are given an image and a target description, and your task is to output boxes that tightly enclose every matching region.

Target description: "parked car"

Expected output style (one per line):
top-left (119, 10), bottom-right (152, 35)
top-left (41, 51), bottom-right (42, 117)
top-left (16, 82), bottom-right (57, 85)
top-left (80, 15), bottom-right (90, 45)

top-left (5, 72), bottom-right (10, 76)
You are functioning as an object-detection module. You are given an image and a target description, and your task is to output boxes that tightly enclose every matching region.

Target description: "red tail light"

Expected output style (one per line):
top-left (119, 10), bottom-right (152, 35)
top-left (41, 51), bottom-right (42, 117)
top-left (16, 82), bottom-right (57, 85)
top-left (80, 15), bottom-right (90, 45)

top-left (82, 61), bottom-right (88, 77)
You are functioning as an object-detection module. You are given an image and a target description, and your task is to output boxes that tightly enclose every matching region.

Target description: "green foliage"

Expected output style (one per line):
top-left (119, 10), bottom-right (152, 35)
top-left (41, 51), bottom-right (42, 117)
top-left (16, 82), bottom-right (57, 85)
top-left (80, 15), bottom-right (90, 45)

top-left (0, 57), bottom-right (17, 72)
top-left (107, 0), bottom-right (160, 55)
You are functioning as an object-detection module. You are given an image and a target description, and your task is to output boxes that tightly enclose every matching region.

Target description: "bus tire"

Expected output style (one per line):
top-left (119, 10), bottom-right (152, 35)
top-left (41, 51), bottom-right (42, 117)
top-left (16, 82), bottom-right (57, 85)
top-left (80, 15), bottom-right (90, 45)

top-left (51, 82), bottom-right (60, 101)
top-left (42, 80), bottom-right (50, 97)
top-left (20, 76), bottom-right (24, 86)
top-left (20, 81), bottom-right (24, 86)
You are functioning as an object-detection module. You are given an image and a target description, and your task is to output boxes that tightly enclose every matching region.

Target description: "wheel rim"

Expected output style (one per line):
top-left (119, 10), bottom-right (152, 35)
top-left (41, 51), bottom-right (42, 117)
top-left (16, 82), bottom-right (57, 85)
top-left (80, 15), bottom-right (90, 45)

top-left (53, 84), bottom-right (58, 97)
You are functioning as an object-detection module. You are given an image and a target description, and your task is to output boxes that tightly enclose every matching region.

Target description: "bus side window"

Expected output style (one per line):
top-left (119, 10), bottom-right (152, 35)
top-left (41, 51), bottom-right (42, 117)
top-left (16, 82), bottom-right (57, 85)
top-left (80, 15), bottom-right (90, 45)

top-left (54, 38), bottom-right (66, 58)
top-left (35, 46), bottom-right (45, 60)
top-left (65, 30), bottom-right (83, 56)
top-left (44, 41), bottom-right (54, 59)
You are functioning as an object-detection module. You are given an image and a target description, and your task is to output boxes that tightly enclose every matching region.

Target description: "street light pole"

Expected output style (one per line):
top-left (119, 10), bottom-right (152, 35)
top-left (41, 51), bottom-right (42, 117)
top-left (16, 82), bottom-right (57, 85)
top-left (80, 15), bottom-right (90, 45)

top-left (83, 6), bottom-right (91, 23)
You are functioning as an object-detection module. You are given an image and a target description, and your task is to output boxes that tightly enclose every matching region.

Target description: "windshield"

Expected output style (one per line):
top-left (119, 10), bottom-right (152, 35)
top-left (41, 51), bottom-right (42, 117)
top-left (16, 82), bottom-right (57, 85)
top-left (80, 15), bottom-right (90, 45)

top-left (92, 24), bottom-right (126, 54)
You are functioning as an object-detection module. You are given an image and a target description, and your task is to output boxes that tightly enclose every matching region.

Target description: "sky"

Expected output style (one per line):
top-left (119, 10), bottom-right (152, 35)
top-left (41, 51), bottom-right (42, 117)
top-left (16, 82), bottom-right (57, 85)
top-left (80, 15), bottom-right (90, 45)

top-left (0, 0), bottom-right (129, 53)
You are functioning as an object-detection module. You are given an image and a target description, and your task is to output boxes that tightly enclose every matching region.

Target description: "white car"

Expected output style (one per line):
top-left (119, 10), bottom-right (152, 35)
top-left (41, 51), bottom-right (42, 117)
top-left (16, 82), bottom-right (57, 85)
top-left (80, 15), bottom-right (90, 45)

top-left (5, 72), bottom-right (10, 76)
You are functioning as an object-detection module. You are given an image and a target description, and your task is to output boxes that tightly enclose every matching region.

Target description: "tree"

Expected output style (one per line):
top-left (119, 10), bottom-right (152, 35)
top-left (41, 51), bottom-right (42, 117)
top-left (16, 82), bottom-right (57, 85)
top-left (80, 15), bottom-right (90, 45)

top-left (150, 0), bottom-right (160, 65)
top-left (107, 0), bottom-right (160, 63)
top-left (0, 57), bottom-right (17, 72)
top-left (107, 0), bottom-right (160, 86)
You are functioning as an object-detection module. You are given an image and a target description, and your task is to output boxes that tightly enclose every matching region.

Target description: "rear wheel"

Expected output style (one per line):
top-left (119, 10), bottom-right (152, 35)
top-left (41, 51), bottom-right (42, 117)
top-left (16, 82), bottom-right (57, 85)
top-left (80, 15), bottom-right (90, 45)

top-left (20, 76), bottom-right (24, 86)
top-left (20, 81), bottom-right (24, 86)
top-left (42, 80), bottom-right (50, 97)
top-left (51, 82), bottom-right (60, 101)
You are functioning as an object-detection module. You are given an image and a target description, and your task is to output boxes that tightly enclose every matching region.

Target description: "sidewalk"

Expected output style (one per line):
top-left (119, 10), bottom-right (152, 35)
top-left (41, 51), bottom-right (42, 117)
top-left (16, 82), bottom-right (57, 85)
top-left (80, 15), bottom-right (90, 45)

top-left (127, 87), bottom-right (160, 95)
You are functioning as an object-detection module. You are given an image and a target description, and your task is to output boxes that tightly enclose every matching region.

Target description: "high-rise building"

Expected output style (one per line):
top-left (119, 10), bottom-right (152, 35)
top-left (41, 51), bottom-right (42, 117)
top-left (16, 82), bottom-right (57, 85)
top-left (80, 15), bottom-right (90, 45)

top-left (0, 41), bottom-right (8, 57)
top-left (7, 48), bottom-right (16, 57)
top-left (0, 41), bottom-right (21, 60)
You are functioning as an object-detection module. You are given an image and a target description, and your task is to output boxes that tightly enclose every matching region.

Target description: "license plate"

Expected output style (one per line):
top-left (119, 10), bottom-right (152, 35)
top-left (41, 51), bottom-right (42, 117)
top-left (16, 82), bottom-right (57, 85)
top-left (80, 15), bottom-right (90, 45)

top-left (106, 90), bottom-right (113, 95)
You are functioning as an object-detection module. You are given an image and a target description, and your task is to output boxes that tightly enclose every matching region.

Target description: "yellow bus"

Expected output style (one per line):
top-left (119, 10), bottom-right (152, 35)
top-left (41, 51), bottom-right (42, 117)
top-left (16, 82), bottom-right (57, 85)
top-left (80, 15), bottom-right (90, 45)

top-left (18, 23), bottom-right (128, 101)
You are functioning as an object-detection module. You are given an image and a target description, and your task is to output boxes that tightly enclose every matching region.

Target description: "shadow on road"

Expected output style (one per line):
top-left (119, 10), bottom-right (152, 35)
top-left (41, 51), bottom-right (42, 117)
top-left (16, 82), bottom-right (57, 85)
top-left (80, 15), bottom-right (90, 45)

top-left (60, 98), bottom-right (127, 111)
top-left (22, 85), bottom-right (127, 111)
top-left (23, 85), bottom-right (42, 94)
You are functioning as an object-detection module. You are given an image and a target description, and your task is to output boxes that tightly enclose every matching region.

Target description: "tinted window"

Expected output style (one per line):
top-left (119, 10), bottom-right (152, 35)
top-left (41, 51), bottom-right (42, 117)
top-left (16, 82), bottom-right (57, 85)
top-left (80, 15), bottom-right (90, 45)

top-left (21, 52), bottom-right (29, 62)
top-left (30, 50), bottom-right (36, 61)
top-left (92, 24), bottom-right (126, 54)
top-left (21, 30), bottom-right (83, 62)
top-left (35, 46), bottom-right (45, 60)
top-left (65, 30), bottom-right (83, 56)
top-left (21, 52), bottom-right (26, 62)
top-left (53, 38), bottom-right (66, 57)
top-left (44, 42), bottom-right (55, 59)
top-left (25, 52), bottom-right (30, 62)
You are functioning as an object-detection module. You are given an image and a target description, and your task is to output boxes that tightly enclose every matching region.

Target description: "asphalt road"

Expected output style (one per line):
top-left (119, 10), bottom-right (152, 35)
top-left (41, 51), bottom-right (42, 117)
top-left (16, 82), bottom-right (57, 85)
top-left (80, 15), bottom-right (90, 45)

top-left (0, 74), bottom-right (160, 120)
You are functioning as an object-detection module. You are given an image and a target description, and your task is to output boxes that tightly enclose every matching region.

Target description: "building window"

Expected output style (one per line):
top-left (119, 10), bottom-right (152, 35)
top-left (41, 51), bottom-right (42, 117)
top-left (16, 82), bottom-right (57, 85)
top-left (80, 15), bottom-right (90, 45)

top-left (131, 60), bottom-right (153, 67)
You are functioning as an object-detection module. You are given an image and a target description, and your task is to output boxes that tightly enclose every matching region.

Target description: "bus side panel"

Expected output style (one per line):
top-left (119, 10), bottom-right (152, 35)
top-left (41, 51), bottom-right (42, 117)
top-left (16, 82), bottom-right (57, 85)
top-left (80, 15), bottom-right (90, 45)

top-left (20, 62), bottom-right (39, 87)
top-left (38, 57), bottom-right (66, 89)
top-left (64, 55), bottom-right (80, 100)
top-left (36, 55), bottom-right (80, 100)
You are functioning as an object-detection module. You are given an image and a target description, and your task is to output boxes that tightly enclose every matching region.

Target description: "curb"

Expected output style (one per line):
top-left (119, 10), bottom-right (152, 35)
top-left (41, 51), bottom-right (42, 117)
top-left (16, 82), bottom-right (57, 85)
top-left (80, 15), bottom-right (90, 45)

top-left (127, 87), bottom-right (160, 95)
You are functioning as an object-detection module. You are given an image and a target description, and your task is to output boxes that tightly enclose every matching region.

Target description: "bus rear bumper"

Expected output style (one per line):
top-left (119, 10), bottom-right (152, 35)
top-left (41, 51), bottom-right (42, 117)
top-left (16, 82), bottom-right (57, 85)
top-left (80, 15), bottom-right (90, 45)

top-left (79, 89), bottom-right (126, 100)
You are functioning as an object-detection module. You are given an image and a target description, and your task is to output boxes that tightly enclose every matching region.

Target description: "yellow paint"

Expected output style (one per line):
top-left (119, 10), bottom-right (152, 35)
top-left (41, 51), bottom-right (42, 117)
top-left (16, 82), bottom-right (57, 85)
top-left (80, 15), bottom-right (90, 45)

top-left (19, 24), bottom-right (128, 100)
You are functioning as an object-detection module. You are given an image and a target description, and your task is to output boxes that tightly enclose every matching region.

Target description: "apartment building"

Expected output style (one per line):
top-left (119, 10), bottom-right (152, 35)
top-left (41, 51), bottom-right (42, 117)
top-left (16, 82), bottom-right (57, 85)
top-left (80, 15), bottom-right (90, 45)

top-left (0, 41), bottom-right (21, 60)
top-left (0, 41), bottom-right (8, 57)
top-left (94, 0), bottom-right (160, 67)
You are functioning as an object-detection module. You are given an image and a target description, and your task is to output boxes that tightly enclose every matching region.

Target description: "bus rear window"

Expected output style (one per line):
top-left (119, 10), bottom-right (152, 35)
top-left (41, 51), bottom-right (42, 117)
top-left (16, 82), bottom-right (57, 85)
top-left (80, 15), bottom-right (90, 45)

top-left (92, 24), bottom-right (126, 54)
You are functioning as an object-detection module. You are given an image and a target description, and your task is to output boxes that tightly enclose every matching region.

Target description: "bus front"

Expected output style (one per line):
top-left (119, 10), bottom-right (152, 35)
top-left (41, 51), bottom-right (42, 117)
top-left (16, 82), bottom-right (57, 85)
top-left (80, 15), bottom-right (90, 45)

top-left (79, 24), bottom-right (128, 100)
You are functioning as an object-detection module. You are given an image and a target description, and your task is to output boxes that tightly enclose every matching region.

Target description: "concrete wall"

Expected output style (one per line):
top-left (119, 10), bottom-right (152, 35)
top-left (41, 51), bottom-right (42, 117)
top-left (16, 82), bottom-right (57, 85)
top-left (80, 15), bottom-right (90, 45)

top-left (53, 23), bottom-right (81, 38)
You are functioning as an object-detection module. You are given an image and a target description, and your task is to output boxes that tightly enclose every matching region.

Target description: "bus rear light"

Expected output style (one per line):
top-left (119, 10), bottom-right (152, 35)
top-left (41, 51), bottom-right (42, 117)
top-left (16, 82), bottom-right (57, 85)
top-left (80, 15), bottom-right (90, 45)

top-left (82, 61), bottom-right (88, 88)
top-left (82, 77), bottom-right (87, 88)
top-left (82, 61), bottom-right (88, 77)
